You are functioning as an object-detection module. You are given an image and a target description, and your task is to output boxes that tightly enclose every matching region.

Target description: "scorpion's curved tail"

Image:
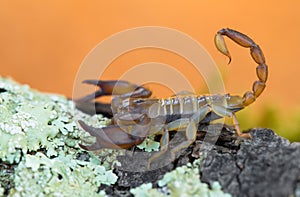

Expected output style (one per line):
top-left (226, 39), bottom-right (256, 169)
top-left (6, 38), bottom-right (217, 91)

top-left (215, 28), bottom-right (268, 107)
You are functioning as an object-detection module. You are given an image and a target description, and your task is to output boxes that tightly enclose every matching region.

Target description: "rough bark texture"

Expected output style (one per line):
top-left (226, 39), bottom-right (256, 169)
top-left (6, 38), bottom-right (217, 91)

top-left (200, 129), bottom-right (300, 197)
top-left (103, 128), bottom-right (300, 197)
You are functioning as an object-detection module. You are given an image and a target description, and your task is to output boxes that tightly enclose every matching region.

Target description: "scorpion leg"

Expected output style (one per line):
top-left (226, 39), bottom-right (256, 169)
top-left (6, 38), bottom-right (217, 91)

top-left (79, 115), bottom-right (151, 150)
top-left (147, 127), bottom-right (170, 169)
top-left (169, 105), bottom-right (211, 161)
top-left (212, 105), bottom-right (251, 138)
top-left (147, 118), bottom-right (191, 169)
top-left (147, 106), bottom-right (211, 169)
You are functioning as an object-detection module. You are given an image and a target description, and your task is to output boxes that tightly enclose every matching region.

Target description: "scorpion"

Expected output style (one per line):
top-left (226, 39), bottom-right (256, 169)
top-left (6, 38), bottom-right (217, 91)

top-left (76, 28), bottom-right (268, 168)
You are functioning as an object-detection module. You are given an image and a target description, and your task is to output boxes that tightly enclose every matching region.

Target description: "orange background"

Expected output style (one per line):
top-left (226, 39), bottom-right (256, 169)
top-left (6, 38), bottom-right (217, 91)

top-left (0, 1), bottom-right (299, 136)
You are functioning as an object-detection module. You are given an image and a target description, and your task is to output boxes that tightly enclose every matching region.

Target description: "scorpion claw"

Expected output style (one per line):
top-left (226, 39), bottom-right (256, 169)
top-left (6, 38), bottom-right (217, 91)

top-left (78, 80), bottom-right (152, 100)
top-left (78, 115), bottom-right (151, 150)
top-left (75, 91), bottom-right (104, 103)
top-left (78, 120), bottom-right (101, 137)
top-left (75, 101), bottom-right (112, 116)
top-left (78, 120), bottom-right (120, 150)
top-left (78, 142), bottom-right (102, 151)
top-left (82, 79), bottom-right (102, 86)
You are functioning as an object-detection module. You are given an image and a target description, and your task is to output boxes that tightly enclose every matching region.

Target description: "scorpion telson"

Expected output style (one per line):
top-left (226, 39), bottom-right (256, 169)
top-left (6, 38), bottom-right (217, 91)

top-left (76, 28), bottom-right (268, 168)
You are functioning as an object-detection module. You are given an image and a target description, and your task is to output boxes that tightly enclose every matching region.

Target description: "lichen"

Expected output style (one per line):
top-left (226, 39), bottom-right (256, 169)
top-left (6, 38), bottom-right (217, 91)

top-left (8, 153), bottom-right (112, 196)
top-left (137, 136), bottom-right (160, 152)
top-left (0, 187), bottom-right (4, 196)
top-left (0, 77), bottom-right (119, 196)
top-left (130, 159), bottom-right (231, 197)
top-left (130, 183), bottom-right (165, 197)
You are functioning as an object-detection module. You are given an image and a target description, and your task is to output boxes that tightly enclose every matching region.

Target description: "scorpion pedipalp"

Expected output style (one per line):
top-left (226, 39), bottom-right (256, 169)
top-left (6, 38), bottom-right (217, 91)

top-left (77, 80), bottom-right (152, 102)
top-left (79, 114), bottom-right (151, 150)
top-left (75, 80), bottom-right (152, 116)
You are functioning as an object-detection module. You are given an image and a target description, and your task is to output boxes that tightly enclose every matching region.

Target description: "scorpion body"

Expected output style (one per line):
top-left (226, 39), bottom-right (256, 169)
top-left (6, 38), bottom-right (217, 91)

top-left (77, 28), bottom-right (268, 168)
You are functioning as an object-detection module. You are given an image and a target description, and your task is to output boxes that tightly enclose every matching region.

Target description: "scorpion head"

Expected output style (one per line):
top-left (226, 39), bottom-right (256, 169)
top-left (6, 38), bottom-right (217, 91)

top-left (111, 97), bottom-right (156, 122)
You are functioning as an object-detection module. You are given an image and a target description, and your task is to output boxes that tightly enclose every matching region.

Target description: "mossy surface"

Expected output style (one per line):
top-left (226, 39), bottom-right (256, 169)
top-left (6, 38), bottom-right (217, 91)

top-left (0, 77), bottom-right (229, 196)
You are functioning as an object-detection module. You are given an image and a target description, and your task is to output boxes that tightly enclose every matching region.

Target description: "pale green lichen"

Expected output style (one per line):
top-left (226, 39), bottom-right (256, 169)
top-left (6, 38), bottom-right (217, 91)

top-left (0, 187), bottom-right (4, 196)
top-left (0, 77), bottom-right (119, 196)
top-left (137, 137), bottom-right (160, 152)
top-left (0, 77), bottom-right (115, 164)
top-left (130, 183), bottom-right (165, 197)
top-left (130, 159), bottom-right (231, 197)
top-left (8, 153), bottom-right (113, 196)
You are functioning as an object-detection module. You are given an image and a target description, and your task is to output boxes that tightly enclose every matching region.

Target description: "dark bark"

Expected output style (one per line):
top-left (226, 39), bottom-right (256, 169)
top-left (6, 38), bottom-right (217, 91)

top-left (201, 129), bottom-right (300, 197)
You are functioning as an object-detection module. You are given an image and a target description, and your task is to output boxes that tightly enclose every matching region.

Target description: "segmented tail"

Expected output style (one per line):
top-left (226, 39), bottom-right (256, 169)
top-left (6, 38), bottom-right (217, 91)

top-left (214, 28), bottom-right (268, 106)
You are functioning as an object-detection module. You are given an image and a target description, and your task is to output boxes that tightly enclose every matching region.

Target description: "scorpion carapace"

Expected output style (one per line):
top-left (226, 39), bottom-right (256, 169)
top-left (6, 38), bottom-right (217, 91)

top-left (76, 28), bottom-right (268, 168)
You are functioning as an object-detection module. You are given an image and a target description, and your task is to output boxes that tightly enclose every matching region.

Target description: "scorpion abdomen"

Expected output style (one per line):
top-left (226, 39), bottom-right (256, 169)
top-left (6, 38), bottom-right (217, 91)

top-left (148, 95), bottom-right (208, 118)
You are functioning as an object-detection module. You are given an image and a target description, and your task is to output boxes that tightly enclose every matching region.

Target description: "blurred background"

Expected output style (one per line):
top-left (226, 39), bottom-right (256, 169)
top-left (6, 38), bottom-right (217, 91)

top-left (0, 1), bottom-right (299, 141)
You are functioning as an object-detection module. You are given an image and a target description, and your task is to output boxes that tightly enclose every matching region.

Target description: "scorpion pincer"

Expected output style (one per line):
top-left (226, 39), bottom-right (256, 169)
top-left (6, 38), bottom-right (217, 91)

top-left (76, 28), bottom-right (268, 168)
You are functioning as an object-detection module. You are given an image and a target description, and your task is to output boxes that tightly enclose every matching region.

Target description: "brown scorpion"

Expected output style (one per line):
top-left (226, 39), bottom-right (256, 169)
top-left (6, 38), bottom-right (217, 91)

top-left (76, 28), bottom-right (268, 167)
